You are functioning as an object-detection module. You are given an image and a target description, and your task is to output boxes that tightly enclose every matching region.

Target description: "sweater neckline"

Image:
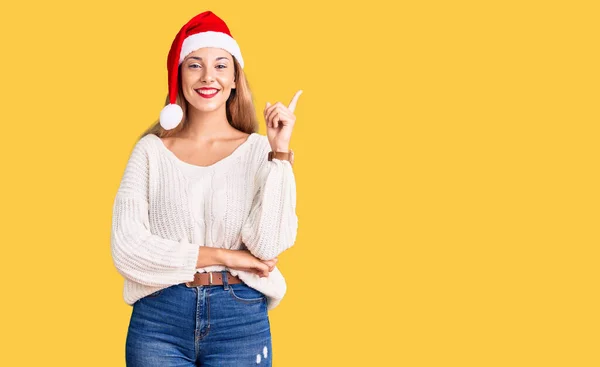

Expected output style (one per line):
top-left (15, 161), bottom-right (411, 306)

top-left (148, 132), bottom-right (258, 171)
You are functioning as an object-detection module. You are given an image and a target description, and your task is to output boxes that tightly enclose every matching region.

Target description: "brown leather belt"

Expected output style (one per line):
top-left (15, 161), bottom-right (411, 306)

top-left (185, 271), bottom-right (243, 287)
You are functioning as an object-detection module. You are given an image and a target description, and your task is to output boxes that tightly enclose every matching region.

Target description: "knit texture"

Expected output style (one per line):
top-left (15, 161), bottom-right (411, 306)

top-left (110, 132), bottom-right (298, 311)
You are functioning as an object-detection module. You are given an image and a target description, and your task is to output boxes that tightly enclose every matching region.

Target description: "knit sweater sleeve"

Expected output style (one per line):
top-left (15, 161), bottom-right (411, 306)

top-left (240, 138), bottom-right (298, 260)
top-left (110, 137), bottom-right (200, 287)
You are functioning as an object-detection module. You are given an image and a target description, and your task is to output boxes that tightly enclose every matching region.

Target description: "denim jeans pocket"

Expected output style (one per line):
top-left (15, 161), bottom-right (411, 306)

top-left (145, 288), bottom-right (164, 298)
top-left (228, 284), bottom-right (266, 304)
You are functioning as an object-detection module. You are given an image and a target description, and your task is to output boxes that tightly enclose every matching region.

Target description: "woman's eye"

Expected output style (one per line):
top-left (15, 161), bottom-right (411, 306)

top-left (217, 65), bottom-right (227, 69)
top-left (189, 64), bottom-right (201, 69)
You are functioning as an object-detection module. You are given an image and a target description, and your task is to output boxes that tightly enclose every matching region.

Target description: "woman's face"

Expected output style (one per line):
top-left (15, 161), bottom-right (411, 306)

top-left (180, 47), bottom-right (236, 113)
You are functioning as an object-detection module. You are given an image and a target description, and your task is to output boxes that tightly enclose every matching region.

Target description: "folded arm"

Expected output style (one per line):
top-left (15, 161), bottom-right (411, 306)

top-left (110, 137), bottom-right (200, 287)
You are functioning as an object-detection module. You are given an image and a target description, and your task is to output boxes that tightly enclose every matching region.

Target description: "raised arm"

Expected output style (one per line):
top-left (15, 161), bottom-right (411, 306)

top-left (240, 139), bottom-right (298, 260)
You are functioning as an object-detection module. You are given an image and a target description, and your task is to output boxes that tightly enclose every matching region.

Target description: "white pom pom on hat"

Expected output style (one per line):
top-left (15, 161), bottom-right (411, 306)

top-left (159, 104), bottom-right (184, 130)
top-left (159, 11), bottom-right (245, 130)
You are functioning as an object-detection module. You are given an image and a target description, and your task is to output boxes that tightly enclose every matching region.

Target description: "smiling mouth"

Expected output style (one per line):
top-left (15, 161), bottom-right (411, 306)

top-left (195, 89), bottom-right (219, 98)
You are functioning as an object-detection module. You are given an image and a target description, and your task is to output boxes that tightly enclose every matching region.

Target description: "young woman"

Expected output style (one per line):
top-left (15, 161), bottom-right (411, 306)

top-left (110, 11), bottom-right (301, 366)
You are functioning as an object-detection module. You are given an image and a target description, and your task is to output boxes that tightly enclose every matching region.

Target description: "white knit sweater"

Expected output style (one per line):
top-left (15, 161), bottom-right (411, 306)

top-left (110, 132), bottom-right (298, 311)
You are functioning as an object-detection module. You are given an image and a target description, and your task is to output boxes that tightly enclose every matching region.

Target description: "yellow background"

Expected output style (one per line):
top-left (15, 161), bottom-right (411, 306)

top-left (1, 0), bottom-right (598, 366)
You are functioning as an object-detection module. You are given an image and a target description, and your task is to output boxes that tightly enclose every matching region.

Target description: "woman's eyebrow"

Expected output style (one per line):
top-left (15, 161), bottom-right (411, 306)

top-left (187, 56), bottom-right (230, 61)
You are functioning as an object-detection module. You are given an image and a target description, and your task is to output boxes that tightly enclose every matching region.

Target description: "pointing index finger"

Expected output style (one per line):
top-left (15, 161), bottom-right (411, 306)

top-left (287, 90), bottom-right (303, 113)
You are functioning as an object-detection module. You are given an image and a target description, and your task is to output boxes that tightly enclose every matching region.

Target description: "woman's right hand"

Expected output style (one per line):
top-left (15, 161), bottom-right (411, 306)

top-left (222, 249), bottom-right (278, 278)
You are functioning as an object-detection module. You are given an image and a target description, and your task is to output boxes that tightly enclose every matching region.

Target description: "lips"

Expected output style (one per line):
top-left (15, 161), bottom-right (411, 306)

top-left (195, 88), bottom-right (219, 99)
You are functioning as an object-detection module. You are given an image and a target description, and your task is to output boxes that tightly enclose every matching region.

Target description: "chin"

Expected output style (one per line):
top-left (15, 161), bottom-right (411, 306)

top-left (191, 104), bottom-right (223, 113)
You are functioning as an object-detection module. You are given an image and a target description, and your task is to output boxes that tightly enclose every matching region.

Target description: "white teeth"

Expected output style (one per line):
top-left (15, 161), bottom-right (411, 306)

top-left (197, 89), bottom-right (218, 95)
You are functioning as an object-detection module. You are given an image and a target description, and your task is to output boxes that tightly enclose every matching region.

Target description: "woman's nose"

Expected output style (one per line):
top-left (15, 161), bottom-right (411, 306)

top-left (201, 69), bottom-right (215, 83)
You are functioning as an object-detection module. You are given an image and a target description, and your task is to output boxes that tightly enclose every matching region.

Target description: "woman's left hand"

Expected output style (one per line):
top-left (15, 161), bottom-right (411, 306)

top-left (264, 90), bottom-right (302, 151)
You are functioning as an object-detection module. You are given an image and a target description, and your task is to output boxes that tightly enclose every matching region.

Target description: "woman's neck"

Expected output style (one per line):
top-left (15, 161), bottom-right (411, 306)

top-left (183, 105), bottom-right (237, 140)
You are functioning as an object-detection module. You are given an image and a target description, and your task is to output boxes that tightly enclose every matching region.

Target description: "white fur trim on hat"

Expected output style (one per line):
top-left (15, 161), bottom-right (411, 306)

top-left (179, 31), bottom-right (244, 68)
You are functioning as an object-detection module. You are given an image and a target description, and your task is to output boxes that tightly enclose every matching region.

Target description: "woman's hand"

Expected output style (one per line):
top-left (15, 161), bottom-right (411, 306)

top-left (222, 249), bottom-right (278, 278)
top-left (264, 90), bottom-right (302, 152)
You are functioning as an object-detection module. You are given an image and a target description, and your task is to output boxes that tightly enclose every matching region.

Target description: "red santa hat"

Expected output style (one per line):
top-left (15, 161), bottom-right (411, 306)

top-left (159, 11), bottom-right (244, 130)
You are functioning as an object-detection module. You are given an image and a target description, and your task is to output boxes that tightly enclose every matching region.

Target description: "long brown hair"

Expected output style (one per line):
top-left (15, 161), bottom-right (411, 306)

top-left (139, 56), bottom-right (258, 140)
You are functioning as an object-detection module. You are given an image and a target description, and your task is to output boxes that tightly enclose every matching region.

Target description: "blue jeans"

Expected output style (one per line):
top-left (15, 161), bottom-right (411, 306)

top-left (126, 271), bottom-right (272, 366)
